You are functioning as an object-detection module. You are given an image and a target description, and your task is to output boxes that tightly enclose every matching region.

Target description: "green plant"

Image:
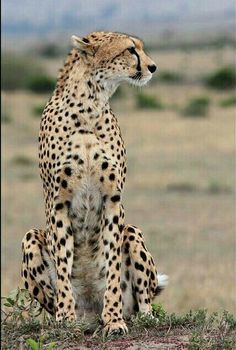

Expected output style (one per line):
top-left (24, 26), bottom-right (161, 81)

top-left (111, 86), bottom-right (124, 100)
top-left (204, 66), bottom-right (236, 90)
top-left (32, 105), bottom-right (45, 117)
top-left (1, 112), bottom-right (12, 124)
top-left (26, 336), bottom-right (56, 350)
top-left (136, 92), bottom-right (163, 109)
top-left (1, 288), bottom-right (42, 323)
top-left (207, 180), bottom-right (231, 194)
top-left (37, 43), bottom-right (62, 58)
top-left (26, 75), bottom-right (55, 93)
top-left (151, 303), bottom-right (167, 322)
top-left (12, 155), bottom-right (34, 166)
top-left (1, 53), bottom-right (43, 90)
top-left (219, 96), bottom-right (236, 107)
top-left (158, 70), bottom-right (183, 83)
top-left (181, 96), bottom-right (210, 117)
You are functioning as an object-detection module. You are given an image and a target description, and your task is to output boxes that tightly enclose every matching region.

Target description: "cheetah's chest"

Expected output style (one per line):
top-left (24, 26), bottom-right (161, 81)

top-left (70, 178), bottom-right (103, 241)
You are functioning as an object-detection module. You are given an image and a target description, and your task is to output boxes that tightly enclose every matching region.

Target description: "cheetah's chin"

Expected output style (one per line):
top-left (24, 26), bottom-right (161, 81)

top-left (127, 75), bottom-right (152, 87)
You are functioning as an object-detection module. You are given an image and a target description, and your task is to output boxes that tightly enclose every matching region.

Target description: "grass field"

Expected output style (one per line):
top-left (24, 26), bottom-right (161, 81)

top-left (2, 46), bottom-right (235, 321)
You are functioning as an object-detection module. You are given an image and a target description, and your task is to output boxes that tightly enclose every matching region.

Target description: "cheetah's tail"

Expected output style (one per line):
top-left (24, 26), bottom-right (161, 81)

top-left (156, 273), bottom-right (169, 295)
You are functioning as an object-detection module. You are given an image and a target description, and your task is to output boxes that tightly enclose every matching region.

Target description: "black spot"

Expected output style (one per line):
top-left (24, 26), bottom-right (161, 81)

top-left (135, 262), bottom-right (145, 272)
top-left (61, 180), bottom-right (68, 188)
top-left (64, 167), bottom-right (72, 176)
top-left (58, 302), bottom-right (64, 308)
top-left (55, 203), bottom-right (64, 210)
top-left (57, 220), bottom-right (63, 228)
top-left (60, 238), bottom-right (66, 246)
top-left (26, 232), bottom-right (32, 241)
top-left (67, 227), bottom-right (73, 235)
top-left (71, 113), bottom-right (77, 120)
top-left (121, 281), bottom-right (127, 291)
top-left (140, 251), bottom-right (147, 262)
top-left (125, 270), bottom-right (130, 281)
top-left (129, 235), bottom-right (135, 241)
top-left (113, 216), bottom-right (119, 224)
top-left (94, 153), bottom-right (99, 160)
top-left (111, 195), bottom-right (120, 203)
top-left (126, 257), bottom-right (131, 266)
top-left (33, 286), bottom-right (39, 296)
top-left (109, 173), bottom-right (115, 181)
top-left (102, 161), bottom-right (108, 170)
top-left (127, 226), bottom-right (135, 233)
top-left (137, 278), bottom-right (142, 285)
top-left (113, 287), bottom-right (118, 294)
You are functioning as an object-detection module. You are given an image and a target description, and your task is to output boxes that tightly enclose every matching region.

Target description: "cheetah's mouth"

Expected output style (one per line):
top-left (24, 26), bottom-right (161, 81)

top-left (129, 71), bottom-right (152, 87)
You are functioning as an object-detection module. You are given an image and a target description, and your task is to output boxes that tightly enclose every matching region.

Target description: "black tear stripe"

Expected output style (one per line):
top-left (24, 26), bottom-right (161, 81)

top-left (132, 49), bottom-right (141, 72)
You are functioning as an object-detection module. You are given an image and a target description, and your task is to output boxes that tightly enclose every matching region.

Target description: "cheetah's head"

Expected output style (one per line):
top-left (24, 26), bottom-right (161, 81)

top-left (71, 31), bottom-right (157, 90)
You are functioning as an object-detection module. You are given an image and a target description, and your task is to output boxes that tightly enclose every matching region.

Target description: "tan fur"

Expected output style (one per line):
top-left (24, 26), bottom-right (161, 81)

top-left (21, 31), bottom-right (165, 337)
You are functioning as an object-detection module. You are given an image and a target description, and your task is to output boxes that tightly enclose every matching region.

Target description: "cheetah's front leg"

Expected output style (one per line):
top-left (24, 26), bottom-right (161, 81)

top-left (102, 196), bottom-right (128, 336)
top-left (51, 192), bottom-right (76, 321)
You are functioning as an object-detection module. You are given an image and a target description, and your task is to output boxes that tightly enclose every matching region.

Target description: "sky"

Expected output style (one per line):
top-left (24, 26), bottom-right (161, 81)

top-left (2, 0), bottom-right (236, 38)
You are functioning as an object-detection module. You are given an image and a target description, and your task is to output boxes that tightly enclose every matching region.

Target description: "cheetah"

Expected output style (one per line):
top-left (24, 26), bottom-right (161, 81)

top-left (21, 31), bottom-right (168, 336)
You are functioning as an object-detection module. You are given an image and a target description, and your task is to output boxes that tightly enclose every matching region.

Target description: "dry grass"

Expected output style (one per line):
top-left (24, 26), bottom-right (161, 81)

top-left (2, 48), bottom-right (235, 318)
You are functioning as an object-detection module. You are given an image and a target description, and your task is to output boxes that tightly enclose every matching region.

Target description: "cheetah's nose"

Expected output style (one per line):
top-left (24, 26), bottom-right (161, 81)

top-left (148, 64), bottom-right (157, 73)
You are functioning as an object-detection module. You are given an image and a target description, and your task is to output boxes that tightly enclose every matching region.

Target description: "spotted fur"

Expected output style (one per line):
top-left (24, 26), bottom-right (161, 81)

top-left (21, 31), bottom-right (167, 336)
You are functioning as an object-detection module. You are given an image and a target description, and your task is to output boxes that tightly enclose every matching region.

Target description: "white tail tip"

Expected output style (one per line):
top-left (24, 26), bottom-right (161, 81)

top-left (157, 273), bottom-right (169, 288)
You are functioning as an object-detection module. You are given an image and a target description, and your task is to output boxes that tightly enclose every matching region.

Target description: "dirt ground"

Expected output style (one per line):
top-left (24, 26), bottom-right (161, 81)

top-left (2, 47), bottom-right (235, 319)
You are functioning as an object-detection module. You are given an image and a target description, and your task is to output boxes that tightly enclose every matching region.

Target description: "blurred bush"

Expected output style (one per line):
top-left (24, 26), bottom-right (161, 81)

top-left (1, 112), bottom-right (12, 124)
top-left (204, 66), bottom-right (236, 90)
top-left (111, 86), bottom-right (124, 100)
top-left (32, 105), bottom-right (45, 117)
top-left (157, 70), bottom-right (183, 83)
top-left (181, 96), bottom-right (210, 117)
top-left (26, 75), bottom-right (55, 93)
top-left (12, 155), bottom-right (34, 166)
top-left (136, 92), bottom-right (163, 109)
top-left (36, 43), bottom-right (62, 58)
top-left (219, 96), bottom-right (236, 107)
top-left (1, 53), bottom-right (42, 90)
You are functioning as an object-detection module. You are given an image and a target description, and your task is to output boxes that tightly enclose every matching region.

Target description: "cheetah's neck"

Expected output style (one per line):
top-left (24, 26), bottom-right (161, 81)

top-left (54, 49), bottom-right (119, 128)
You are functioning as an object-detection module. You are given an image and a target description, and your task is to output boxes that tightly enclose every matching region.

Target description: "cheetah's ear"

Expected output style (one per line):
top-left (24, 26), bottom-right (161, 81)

top-left (71, 35), bottom-right (95, 56)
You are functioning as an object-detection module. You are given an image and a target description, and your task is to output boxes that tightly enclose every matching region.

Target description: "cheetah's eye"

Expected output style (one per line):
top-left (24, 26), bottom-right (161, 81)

top-left (127, 47), bottom-right (136, 54)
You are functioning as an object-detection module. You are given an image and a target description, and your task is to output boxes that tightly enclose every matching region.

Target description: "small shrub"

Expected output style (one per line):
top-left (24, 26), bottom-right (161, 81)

top-left (158, 70), bottom-right (183, 83)
top-left (37, 43), bottom-right (62, 58)
top-left (204, 66), bottom-right (236, 90)
top-left (219, 96), bottom-right (236, 107)
top-left (32, 105), bottom-right (45, 117)
top-left (111, 86), bottom-right (125, 100)
top-left (26, 75), bottom-right (55, 93)
top-left (181, 96), bottom-right (210, 117)
top-left (12, 155), bottom-right (34, 166)
top-left (167, 183), bottom-right (197, 192)
top-left (26, 336), bottom-right (56, 350)
top-left (136, 92), bottom-right (163, 109)
top-left (207, 180), bottom-right (231, 194)
top-left (1, 112), bottom-right (12, 124)
top-left (1, 53), bottom-right (42, 90)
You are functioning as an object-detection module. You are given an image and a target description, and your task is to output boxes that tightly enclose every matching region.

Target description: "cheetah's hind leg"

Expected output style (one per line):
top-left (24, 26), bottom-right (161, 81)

top-left (121, 224), bottom-right (168, 319)
top-left (21, 229), bottom-right (56, 315)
